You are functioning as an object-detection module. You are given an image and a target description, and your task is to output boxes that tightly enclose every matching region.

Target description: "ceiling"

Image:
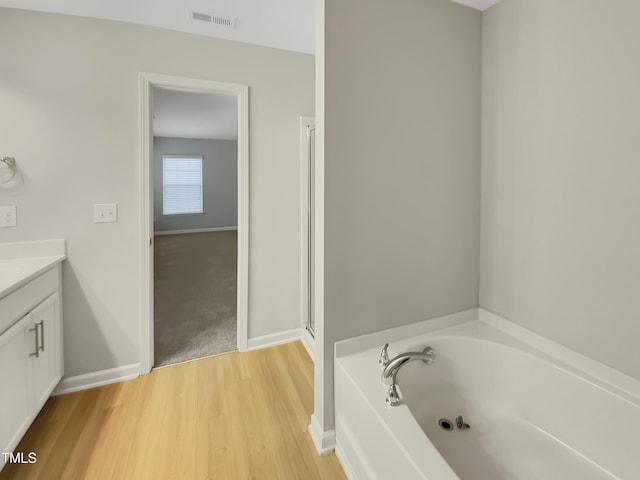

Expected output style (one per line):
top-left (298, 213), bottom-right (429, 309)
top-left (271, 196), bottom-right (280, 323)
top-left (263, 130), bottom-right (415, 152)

top-left (0, 0), bottom-right (316, 54)
top-left (153, 88), bottom-right (238, 140)
top-left (453, 0), bottom-right (501, 10)
top-left (0, 0), bottom-right (501, 55)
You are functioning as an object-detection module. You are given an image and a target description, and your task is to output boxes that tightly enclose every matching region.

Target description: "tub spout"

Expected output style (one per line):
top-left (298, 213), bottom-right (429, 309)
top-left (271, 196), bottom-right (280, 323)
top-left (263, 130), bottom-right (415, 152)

top-left (381, 346), bottom-right (436, 386)
top-left (386, 384), bottom-right (401, 407)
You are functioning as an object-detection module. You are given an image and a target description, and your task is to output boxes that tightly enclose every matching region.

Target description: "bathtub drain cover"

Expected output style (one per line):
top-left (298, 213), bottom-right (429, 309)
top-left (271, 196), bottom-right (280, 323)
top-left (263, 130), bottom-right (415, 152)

top-left (438, 418), bottom-right (454, 431)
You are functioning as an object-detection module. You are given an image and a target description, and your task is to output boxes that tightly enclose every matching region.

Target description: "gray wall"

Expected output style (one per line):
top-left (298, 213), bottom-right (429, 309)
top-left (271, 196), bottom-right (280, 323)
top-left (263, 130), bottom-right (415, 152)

top-left (322, 0), bottom-right (481, 429)
top-left (153, 137), bottom-right (237, 232)
top-left (0, 8), bottom-right (314, 377)
top-left (481, 0), bottom-right (640, 380)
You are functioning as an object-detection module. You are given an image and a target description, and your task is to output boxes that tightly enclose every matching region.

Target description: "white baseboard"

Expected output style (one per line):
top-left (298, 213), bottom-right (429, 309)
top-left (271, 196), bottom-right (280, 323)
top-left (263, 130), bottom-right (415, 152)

top-left (247, 328), bottom-right (301, 351)
top-left (53, 363), bottom-right (140, 395)
top-left (154, 226), bottom-right (237, 236)
top-left (308, 413), bottom-right (336, 455)
top-left (300, 328), bottom-right (315, 362)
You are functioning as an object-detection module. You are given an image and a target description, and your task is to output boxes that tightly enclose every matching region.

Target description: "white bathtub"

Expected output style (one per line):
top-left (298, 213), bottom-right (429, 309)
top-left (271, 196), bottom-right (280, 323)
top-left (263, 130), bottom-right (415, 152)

top-left (334, 310), bottom-right (640, 479)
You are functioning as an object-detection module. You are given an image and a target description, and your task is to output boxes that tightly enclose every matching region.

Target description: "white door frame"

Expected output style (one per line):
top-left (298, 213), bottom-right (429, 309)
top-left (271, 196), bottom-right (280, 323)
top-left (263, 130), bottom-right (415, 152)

top-left (138, 72), bottom-right (250, 374)
top-left (299, 116), bottom-right (315, 360)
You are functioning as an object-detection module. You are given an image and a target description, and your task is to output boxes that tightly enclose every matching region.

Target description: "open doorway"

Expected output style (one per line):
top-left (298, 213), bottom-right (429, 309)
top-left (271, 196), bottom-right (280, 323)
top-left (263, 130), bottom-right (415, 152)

top-left (152, 88), bottom-right (238, 366)
top-left (139, 73), bottom-right (249, 374)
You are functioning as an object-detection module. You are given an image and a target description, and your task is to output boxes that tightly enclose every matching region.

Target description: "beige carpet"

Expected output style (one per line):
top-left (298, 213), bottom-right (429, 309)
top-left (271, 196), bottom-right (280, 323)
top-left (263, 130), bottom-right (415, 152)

top-left (153, 231), bottom-right (237, 366)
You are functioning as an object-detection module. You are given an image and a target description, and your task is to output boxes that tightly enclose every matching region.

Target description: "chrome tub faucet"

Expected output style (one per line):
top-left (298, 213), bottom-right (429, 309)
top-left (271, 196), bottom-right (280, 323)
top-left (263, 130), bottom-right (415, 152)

top-left (379, 343), bottom-right (436, 406)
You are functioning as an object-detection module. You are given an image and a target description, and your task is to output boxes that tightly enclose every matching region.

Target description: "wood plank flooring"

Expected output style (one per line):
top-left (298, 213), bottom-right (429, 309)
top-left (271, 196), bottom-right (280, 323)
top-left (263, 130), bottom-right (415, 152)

top-left (0, 341), bottom-right (346, 480)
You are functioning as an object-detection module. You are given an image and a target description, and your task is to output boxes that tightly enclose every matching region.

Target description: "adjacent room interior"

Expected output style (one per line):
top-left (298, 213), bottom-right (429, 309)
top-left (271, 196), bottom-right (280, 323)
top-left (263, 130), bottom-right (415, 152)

top-left (152, 87), bottom-right (239, 367)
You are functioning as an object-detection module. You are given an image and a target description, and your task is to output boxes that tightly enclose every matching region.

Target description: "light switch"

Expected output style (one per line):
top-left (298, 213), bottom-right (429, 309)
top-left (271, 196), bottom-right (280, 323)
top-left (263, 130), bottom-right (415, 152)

top-left (0, 206), bottom-right (17, 227)
top-left (94, 203), bottom-right (118, 223)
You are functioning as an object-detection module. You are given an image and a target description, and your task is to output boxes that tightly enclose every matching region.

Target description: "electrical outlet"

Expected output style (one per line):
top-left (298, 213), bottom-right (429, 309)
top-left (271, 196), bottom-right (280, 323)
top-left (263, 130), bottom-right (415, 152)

top-left (94, 203), bottom-right (118, 223)
top-left (0, 206), bottom-right (17, 227)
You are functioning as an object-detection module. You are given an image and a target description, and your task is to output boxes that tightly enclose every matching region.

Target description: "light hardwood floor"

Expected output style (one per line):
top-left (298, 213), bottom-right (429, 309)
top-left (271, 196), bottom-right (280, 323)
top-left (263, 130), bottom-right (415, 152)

top-left (1, 341), bottom-right (346, 480)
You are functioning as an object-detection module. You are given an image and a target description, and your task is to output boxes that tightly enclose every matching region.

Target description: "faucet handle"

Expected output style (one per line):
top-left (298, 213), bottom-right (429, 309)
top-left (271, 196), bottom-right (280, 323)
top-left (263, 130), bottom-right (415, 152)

top-left (379, 342), bottom-right (390, 368)
top-left (423, 346), bottom-right (436, 364)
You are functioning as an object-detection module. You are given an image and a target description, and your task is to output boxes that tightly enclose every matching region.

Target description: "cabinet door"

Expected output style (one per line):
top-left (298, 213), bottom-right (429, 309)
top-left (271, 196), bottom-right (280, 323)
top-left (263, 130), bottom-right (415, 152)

top-left (0, 315), bottom-right (32, 456)
top-left (28, 293), bottom-right (62, 413)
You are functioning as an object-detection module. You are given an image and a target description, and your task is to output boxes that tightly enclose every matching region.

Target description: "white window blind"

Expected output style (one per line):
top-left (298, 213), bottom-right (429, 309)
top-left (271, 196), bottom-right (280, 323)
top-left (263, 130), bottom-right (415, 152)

top-left (162, 155), bottom-right (203, 215)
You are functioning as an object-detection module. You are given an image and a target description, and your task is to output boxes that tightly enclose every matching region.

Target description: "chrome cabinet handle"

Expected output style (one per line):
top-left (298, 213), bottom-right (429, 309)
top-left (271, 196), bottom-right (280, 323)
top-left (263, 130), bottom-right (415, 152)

top-left (28, 320), bottom-right (44, 357)
top-left (37, 320), bottom-right (44, 352)
top-left (29, 324), bottom-right (40, 358)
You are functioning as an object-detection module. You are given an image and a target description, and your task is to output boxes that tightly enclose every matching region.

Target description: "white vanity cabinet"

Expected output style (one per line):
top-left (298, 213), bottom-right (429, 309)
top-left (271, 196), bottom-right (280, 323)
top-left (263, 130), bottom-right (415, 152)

top-left (0, 257), bottom-right (64, 467)
top-left (28, 293), bottom-right (62, 412)
top-left (0, 312), bottom-right (31, 459)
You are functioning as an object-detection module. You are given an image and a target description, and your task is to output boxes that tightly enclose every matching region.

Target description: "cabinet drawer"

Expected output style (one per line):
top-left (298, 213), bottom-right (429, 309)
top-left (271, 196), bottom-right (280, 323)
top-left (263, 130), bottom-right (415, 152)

top-left (0, 267), bottom-right (59, 335)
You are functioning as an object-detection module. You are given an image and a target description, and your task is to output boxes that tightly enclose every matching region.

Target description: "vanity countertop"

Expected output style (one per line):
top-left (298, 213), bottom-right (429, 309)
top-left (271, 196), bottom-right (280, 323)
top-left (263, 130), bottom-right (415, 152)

top-left (0, 240), bottom-right (66, 299)
top-left (0, 255), bottom-right (66, 298)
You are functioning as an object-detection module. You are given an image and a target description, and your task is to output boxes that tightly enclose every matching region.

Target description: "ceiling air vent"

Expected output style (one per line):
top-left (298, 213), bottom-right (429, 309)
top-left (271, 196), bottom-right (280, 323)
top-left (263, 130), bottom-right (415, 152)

top-left (189, 10), bottom-right (237, 28)
top-left (192, 11), bottom-right (212, 22)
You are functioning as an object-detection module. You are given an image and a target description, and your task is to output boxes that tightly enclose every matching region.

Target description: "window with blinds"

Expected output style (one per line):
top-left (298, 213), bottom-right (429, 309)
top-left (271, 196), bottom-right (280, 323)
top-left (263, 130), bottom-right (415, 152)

top-left (162, 155), bottom-right (203, 215)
